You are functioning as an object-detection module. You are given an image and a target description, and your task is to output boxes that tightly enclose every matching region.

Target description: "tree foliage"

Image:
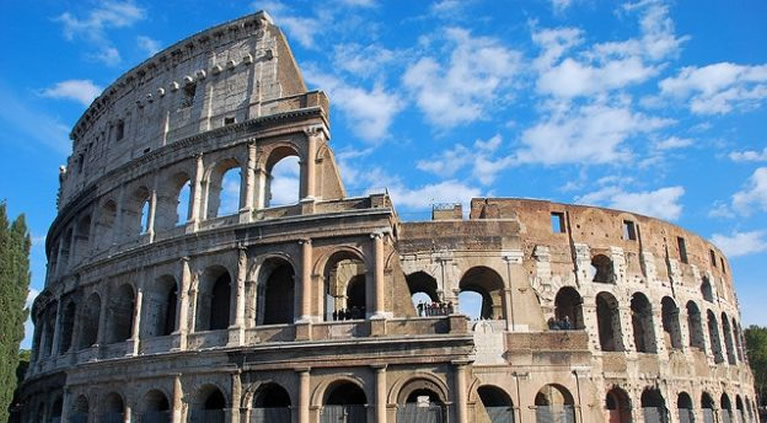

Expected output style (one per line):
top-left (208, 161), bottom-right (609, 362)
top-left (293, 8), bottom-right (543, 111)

top-left (0, 203), bottom-right (31, 423)
top-left (745, 325), bottom-right (767, 406)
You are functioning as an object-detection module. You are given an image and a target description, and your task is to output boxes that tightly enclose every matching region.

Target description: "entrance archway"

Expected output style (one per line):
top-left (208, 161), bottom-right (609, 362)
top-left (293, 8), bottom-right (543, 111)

top-left (252, 383), bottom-right (291, 423)
top-left (534, 384), bottom-right (575, 423)
top-left (605, 387), bottom-right (631, 423)
top-left (478, 385), bottom-right (514, 423)
top-left (641, 388), bottom-right (667, 423)
top-left (321, 381), bottom-right (367, 423)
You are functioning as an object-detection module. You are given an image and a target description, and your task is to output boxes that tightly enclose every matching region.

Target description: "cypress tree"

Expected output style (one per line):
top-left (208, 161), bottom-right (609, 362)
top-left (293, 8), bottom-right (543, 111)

top-left (0, 203), bottom-right (31, 423)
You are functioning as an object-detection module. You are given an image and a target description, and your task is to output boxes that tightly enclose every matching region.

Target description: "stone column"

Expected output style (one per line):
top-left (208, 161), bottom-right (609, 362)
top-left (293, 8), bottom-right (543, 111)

top-left (175, 257), bottom-right (191, 350)
top-left (243, 141), bottom-right (257, 212)
top-left (373, 365), bottom-right (387, 423)
top-left (299, 239), bottom-right (313, 322)
top-left (50, 300), bottom-right (62, 357)
top-left (302, 127), bottom-right (320, 200)
top-left (96, 286), bottom-right (110, 345)
top-left (371, 232), bottom-right (386, 319)
top-left (147, 188), bottom-right (157, 242)
top-left (296, 368), bottom-right (311, 423)
top-left (172, 374), bottom-right (183, 423)
top-left (112, 185), bottom-right (126, 246)
top-left (453, 361), bottom-right (469, 423)
top-left (123, 405), bottom-right (132, 423)
top-left (254, 168), bottom-right (268, 210)
top-left (131, 286), bottom-right (143, 356)
top-left (60, 387), bottom-right (71, 423)
top-left (503, 250), bottom-right (523, 331)
top-left (229, 247), bottom-right (247, 346)
top-left (188, 153), bottom-right (204, 232)
top-left (231, 372), bottom-right (242, 423)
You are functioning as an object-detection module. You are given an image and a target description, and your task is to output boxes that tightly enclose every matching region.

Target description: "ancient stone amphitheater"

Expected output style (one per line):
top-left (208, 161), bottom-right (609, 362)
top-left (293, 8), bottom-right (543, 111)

top-left (19, 11), bottom-right (758, 423)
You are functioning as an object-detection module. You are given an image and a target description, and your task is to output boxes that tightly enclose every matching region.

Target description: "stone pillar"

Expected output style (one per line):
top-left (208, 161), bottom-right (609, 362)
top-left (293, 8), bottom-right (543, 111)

top-left (453, 361), bottom-right (469, 423)
top-left (188, 153), bottom-right (204, 232)
top-left (231, 372), bottom-right (242, 423)
top-left (50, 300), bottom-right (62, 357)
top-left (123, 405), bottom-right (132, 423)
top-left (299, 239), bottom-right (313, 322)
top-left (296, 368), bottom-right (311, 423)
top-left (371, 232), bottom-right (386, 319)
top-left (373, 365), bottom-right (387, 423)
top-left (229, 247), bottom-right (247, 346)
top-left (96, 286), bottom-right (110, 345)
top-left (131, 286), bottom-right (143, 356)
top-left (112, 185), bottom-right (126, 246)
top-left (60, 387), bottom-right (71, 423)
top-left (175, 257), bottom-right (191, 349)
top-left (147, 188), bottom-right (157, 242)
top-left (503, 250), bottom-right (523, 331)
top-left (240, 140), bottom-right (257, 222)
top-left (302, 127), bottom-right (320, 200)
top-left (254, 168), bottom-right (267, 210)
top-left (172, 374), bottom-right (183, 423)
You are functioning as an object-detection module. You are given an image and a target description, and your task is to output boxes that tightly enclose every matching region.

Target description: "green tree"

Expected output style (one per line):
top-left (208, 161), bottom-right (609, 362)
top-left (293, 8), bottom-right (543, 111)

top-left (0, 203), bottom-right (31, 423)
top-left (745, 325), bottom-right (767, 407)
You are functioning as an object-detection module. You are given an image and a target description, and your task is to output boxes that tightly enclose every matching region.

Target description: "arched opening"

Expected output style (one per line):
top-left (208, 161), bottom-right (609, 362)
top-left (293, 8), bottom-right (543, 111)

top-left (256, 258), bottom-right (295, 325)
top-left (106, 284), bottom-right (135, 344)
top-left (732, 319), bottom-right (744, 361)
top-left (397, 380), bottom-right (446, 423)
top-left (41, 306), bottom-right (57, 358)
top-left (123, 186), bottom-right (151, 236)
top-left (322, 381), bottom-right (367, 423)
top-left (263, 147), bottom-right (300, 208)
top-left (406, 272), bottom-right (440, 316)
top-left (707, 310), bottom-right (724, 363)
top-left (591, 254), bottom-right (615, 283)
top-left (78, 293), bottom-right (100, 349)
top-left (73, 214), bottom-right (91, 263)
top-left (554, 287), bottom-right (584, 330)
top-left (71, 395), bottom-right (89, 423)
top-left (190, 386), bottom-right (226, 423)
top-left (58, 301), bottom-right (76, 354)
top-left (701, 277), bottom-right (714, 302)
top-left (176, 181), bottom-right (191, 226)
top-left (745, 397), bottom-right (754, 423)
top-left (103, 392), bottom-right (125, 423)
top-left (196, 267), bottom-right (231, 331)
top-left (721, 313), bottom-right (737, 364)
top-left (641, 388), bottom-right (667, 423)
top-left (631, 292), bottom-right (656, 353)
top-left (142, 389), bottom-right (170, 423)
top-left (597, 292), bottom-right (624, 351)
top-left (478, 385), bottom-right (514, 423)
top-left (661, 296), bottom-right (682, 350)
top-left (324, 251), bottom-right (367, 321)
top-left (51, 396), bottom-right (63, 423)
top-left (736, 395), bottom-right (745, 423)
top-left (252, 383), bottom-right (291, 423)
top-left (156, 173), bottom-right (191, 230)
top-left (677, 392), bottom-right (693, 423)
top-left (206, 159), bottom-right (242, 219)
top-left (59, 228), bottom-right (73, 270)
top-left (605, 387), bottom-right (631, 423)
top-left (535, 384), bottom-right (575, 423)
top-left (686, 301), bottom-right (705, 350)
top-left (458, 266), bottom-right (505, 320)
top-left (96, 200), bottom-right (117, 247)
top-left (701, 392), bottom-right (715, 423)
top-left (145, 276), bottom-right (178, 337)
top-left (721, 393), bottom-right (733, 423)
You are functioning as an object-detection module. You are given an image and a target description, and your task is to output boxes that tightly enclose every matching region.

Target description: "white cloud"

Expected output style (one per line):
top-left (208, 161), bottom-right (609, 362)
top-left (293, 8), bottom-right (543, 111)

top-left (575, 185), bottom-right (685, 220)
top-left (137, 35), bottom-right (161, 56)
top-left (0, 84), bottom-right (71, 154)
top-left (551, 0), bottom-right (574, 12)
top-left (41, 80), bottom-right (102, 106)
top-left (403, 27), bottom-right (521, 128)
top-left (338, 0), bottom-right (376, 7)
top-left (253, 1), bottom-right (325, 49)
top-left (729, 147), bottom-right (767, 162)
top-left (22, 288), bottom-right (40, 349)
top-left (537, 56), bottom-right (659, 98)
top-left (88, 46), bottom-right (121, 65)
top-left (732, 167), bottom-right (767, 214)
top-left (711, 230), bottom-right (767, 257)
top-left (659, 62), bottom-right (767, 114)
top-left (655, 136), bottom-right (694, 150)
top-left (269, 156), bottom-right (300, 205)
top-left (55, 1), bottom-right (145, 40)
top-left (387, 180), bottom-right (482, 211)
top-left (516, 104), bottom-right (673, 165)
top-left (416, 134), bottom-right (509, 185)
top-left (708, 201), bottom-right (735, 219)
top-left (332, 43), bottom-right (396, 77)
top-left (304, 70), bottom-right (402, 142)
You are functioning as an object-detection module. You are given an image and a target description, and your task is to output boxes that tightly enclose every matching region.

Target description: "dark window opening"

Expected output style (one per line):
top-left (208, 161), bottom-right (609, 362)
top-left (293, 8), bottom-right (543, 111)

top-left (181, 83), bottom-right (196, 108)
top-left (720, 257), bottom-right (726, 274)
top-left (77, 154), bottom-right (85, 174)
top-left (551, 212), bottom-right (565, 233)
top-left (115, 120), bottom-right (125, 141)
top-left (224, 117), bottom-right (235, 125)
top-left (677, 237), bottom-right (688, 264)
top-left (623, 220), bottom-right (637, 241)
top-left (710, 249), bottom-right (717, 268)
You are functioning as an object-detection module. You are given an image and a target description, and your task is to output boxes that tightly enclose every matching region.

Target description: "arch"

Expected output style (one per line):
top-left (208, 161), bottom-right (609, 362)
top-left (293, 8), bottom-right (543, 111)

top-left (477, 385), bottom-right (514, 423)
top-left (721, 393), bottom-right (733, 423)
top-left (677, 392), bottom-right (694, 423)
top-left (58, 300), bottom-right (77, 354)
top-left (701, 277), bottom-right (714, 302)
top-left (106, 283), bottom-right (135, 344)
top-left (535, 384), bottom-right (575, 423)
top-left (78, 293), bottom-right (101, 349)
top-left (256, 257), bottom-right (296, 325)
top-left (51, 396), bottom-right (63, 423)
top-left (262, 145), bottom-right (301, 208)
top-left (396, 378), bottom-right (447, 423)
top-left (142, 389), bottom-right (170, 423)
top-left (661, 296), bottom-right (682, 350)
top-left (73, 214), bottom-right (92, 263)
top-left (686, 301), bottom-right (705, 350)
top-left (95, 199), bottom-right (117, 247)
top-left (321, 381), bottom-right (367, 423)
top-left (721, 312), bottom-right (737, 364)
top-left (205, 158), bottom-right (242, 219)
top-left (591, 254), bottom-right (615, 283)
top-left (736, 395), bottom-right (745, 423)
top-left (190, 385), bottom-right (227, 423)
top-left (631, 292), bottom-right (657, 353)
top-left (323, 249), bottom-right (367, 321)
top-left (156, 172), bottom-right (192, 230)
top-left (406, 271), bottom-right (439, 313)
top-left (732, 318), bottom-right (744, 362)
top-left (122, 185), bottom-right (152, 236)
top-left (196, 266), bottom-right (231, 331)
top-left (41, 304), bottom-right (57, 358)
top-left (596, 291), bottom-right (624, 352)
top-left (554, 287), bottom-right (583, 329)
top-left (702, 392), bottom-right (715, 423)
top-left (605, 386), bottom-right (631, 423)
top-left (707, 310), bottom-right (724, 363)
top-left (252, 383), bottom-right (291, 423)
top-left (59, 227), bottom-right (73, 269)
top-left (641, 388), bottom-right (667, 423)
top-left (144, 275), bottom-right (178, 337)
top-left (72, 395), bottom-right (89, 423)
top-left (458, 266), bottom-right (505, 320)
top-left (388, 373), bottom-right (450, 406)
top-left (103, 392), bottom-right (125, 423)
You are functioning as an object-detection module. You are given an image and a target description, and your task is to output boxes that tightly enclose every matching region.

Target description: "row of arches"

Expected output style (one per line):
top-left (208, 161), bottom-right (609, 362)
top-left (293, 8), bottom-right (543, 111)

top-left (552, 287), bottom-right (745, 362)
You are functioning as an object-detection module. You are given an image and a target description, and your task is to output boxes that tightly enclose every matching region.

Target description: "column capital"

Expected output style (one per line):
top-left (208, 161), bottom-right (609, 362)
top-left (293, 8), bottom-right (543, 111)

top-left (451, 359), bottom-right (472, 367)
top-left (294, 366), bottom-right (311, 374)
top-left (298, 238), bottom-right (312, 245)
top-left (371, 363), bottom-right (387, 371)
top-left (180, 256), bottom-right (190, 263)
top-left (303, 124), bottom-right (326, 140)
top-left (193, 152), bottom-right (203, 160)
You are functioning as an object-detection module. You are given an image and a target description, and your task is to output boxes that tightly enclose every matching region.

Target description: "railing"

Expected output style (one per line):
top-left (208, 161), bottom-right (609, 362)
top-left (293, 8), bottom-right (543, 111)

top-left (642, 407), bottom-right (669, 423)
top-left (535, 406), bottom-right (575, 423)
top-left (396, 404), bottom-right (446, 423)
top-left (320, 405), bottom-right (367, 423)
top-left (251, 408), bottom-right (290, 423)
top-left (141, 411), bottom-right (171, 423)
top-left (188, 409), bottom-right (225, 423)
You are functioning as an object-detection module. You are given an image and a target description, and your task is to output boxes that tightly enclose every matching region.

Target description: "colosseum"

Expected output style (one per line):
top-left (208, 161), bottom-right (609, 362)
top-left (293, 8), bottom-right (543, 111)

top-left (19, 11), bottom-right (758, 423)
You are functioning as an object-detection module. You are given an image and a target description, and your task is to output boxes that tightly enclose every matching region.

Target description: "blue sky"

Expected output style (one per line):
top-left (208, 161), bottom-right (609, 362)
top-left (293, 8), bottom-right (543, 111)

top-left (2, 0), bottom-right (766, 347)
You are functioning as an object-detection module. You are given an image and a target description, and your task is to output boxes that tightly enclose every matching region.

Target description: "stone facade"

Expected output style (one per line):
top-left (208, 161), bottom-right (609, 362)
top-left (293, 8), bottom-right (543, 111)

top-left (18, 11), bottom-right (758, 423)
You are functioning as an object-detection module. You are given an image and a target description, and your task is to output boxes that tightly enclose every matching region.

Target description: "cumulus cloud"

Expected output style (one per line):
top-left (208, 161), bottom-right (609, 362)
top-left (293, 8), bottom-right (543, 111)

top-left (137, 35), bottom-right (161, 56)
top-left (332, 43), bottom-right (397, 78)
top-left (575, 185), bottom-right (685, 220)
top-left (729, 147), bottom-right (767, 162)
top-left (305, 70), bottom-right (402, 142)
top-left (416, 134), bottom-right (510, 185)
top-left (269, 156), bottom-right (300, 206)
top-left (403, 27), bottom-right (521, 128)
top-left (732, 167), bottom-right (767, 214)
top-left (659, 63), bottom-right (767, 114)
top-left (711, 230), bottom-right (767, 257)
top-left (253, 0), bottom-right (326, 49)
top-left (41, 80), bottom-right (102, 106)
top-left (655, 136), bottom-right (694, 150)
top-left (387, 180), bottom-right (482, 211)
top-left (516, 104), bottom-right (673, 165)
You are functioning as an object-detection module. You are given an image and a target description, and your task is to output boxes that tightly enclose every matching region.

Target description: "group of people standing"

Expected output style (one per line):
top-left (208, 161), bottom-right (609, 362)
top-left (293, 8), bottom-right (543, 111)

top-left (417, 301), bottom-right (454, 317)
top-left (331, 306), bottom-right (365, 321)
top-left (547, 315), bottom-right (573, 330)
